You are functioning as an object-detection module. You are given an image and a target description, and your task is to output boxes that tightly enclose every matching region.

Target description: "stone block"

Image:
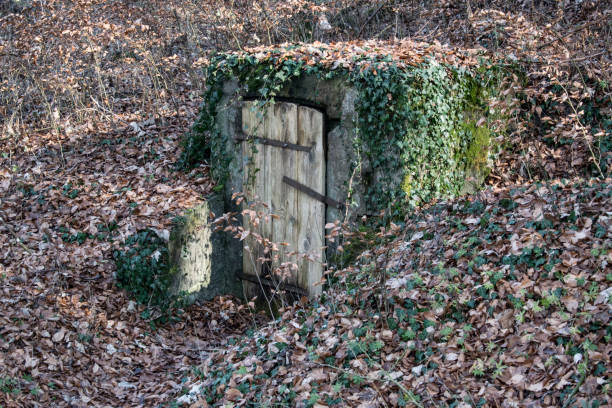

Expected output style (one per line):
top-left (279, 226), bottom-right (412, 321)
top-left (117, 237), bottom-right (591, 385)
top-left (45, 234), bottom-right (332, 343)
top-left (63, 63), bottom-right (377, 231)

top-left (168, 194), bottom-right (243, 302)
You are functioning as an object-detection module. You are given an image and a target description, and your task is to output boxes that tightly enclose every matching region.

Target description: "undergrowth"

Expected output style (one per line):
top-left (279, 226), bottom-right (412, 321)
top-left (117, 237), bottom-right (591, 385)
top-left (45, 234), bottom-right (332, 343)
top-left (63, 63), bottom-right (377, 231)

top-left (113, 229), bottom-right (185, 324)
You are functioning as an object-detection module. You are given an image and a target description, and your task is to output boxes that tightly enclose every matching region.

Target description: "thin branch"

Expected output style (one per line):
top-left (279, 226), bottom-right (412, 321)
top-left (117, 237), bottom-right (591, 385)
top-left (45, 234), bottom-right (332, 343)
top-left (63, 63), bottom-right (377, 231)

top-left (537, 15), bottom-right (610, 50)
top-left (357, 1), bottom-right (389, 37)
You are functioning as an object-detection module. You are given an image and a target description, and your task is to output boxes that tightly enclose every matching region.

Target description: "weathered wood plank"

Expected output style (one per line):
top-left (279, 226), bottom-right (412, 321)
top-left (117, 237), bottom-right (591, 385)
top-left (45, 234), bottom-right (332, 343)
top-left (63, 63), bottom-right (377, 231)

top-left (242, 102), bottom-right (267, 284)
top-left (296, 105), bottom-right (324, 297)
top-left (271, 103), bottom-right (298, 286)
top-left (240, 101), bottom-right (324, 298)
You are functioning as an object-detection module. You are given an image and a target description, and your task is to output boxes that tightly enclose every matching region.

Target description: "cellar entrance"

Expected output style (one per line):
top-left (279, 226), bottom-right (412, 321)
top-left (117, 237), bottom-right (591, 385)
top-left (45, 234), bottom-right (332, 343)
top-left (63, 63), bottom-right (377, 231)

top-left (239, 101), bottom-right (331, 298)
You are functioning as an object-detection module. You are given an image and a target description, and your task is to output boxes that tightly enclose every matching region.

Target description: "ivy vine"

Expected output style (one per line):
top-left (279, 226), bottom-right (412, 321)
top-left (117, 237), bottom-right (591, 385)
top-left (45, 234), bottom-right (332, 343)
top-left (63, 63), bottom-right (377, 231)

top-left (179, 49), bottom-right (510, 215)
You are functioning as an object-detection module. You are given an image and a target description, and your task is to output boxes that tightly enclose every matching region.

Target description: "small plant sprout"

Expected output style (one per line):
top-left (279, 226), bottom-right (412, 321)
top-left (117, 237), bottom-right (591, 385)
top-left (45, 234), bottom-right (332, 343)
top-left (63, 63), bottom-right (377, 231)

top-left (432, 299), bottom-right (445, 311)
top-left (492, 359), bottom-right (507, 379)
top-left (486, 341), bottom-right (496, 352)
top-left (516, 310), bottom-right (526, 324)
top-left (582, 339), bottom-right (597, 352)
top-left (448, 283), bottom-right (460, 294)
top-left (403, 390), bottom-right (422, 407)
top-left (471, 359), bottom-right (486, 377)
top-left (440, 326), bottom-right (453, 340)
top-left (586, 283), bottom-right (600, 302)
top-left (542, 291), bottom-right (560, 308)
top-left (530, 300), bottom-right (543, 313)
top-left (577, 360), bottom-right (588, 376)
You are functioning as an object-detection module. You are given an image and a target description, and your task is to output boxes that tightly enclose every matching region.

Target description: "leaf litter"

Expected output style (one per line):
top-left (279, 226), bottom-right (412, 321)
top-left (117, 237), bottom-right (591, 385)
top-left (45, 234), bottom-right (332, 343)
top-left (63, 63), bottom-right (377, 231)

top-left (1, 0), bottom-right (611, 406)
top-left (189, 179), bottom-right (611, 407)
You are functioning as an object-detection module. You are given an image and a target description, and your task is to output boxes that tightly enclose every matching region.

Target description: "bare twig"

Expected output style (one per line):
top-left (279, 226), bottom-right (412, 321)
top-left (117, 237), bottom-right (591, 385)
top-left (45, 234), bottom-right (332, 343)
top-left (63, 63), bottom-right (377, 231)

top-left (357, 1), bottom-right (389, 37)
top-left (558, 83), bottom-right (604, 178)
top-left (537, 15), bottom-right (609, 50)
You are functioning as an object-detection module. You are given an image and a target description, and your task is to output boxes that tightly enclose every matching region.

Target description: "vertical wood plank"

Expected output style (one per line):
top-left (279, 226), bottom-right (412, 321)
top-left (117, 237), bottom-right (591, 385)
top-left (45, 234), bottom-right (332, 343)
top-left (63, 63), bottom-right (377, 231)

top-left (242, 101), bottom-right (268, 282)
top-left (296, 106), bottom-right (325, 297)
top-left (267, 103), bottom-right (283, 282)
top-left (268, 103), bottom-right (299, 286)
top-left (283, 104), bottom-right (299, 287)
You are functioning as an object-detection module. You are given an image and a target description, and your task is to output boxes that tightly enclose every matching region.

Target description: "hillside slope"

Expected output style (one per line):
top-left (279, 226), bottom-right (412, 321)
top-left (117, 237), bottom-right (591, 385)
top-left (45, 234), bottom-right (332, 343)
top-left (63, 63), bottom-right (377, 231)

top-left (184, 179), bottom-right (611, 407)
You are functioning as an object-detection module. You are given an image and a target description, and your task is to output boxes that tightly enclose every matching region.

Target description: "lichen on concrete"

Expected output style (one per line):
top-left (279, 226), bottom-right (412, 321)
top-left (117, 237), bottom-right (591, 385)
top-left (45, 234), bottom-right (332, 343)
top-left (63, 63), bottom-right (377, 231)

top-left (168, 194), bottom-right (243, 302)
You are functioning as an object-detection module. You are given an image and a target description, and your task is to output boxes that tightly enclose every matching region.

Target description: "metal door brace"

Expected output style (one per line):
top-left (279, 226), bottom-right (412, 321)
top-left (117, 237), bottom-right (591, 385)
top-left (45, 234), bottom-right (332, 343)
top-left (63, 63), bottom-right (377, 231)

top-left (235, 132), bottom-right (312, 152)
top-left (282, 176), bottom-right (343, 209)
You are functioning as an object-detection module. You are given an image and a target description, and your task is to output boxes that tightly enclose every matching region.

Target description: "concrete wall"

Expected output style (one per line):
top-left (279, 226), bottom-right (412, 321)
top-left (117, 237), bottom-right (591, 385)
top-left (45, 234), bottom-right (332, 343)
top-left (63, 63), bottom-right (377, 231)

top-left (217, 75), bottom-right (369, 225)
top-left (168, 194), bottom-right (243, 302)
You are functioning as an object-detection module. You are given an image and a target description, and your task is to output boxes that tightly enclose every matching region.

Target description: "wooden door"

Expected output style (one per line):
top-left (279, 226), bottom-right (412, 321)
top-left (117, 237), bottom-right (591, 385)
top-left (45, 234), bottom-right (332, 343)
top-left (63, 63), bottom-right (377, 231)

top-left (240, 101), bottom-right (325, 298)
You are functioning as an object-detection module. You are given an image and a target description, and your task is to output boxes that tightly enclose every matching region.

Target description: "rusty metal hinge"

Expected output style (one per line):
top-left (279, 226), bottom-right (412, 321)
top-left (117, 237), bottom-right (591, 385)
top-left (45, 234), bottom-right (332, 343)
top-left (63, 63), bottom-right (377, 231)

top-left (282, 176), bottom-right (343, 209)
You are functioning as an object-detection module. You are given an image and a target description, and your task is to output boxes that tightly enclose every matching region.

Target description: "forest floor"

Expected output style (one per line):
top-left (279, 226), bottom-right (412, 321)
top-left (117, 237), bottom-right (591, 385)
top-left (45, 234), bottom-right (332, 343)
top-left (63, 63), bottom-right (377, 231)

top-left (0, 0), bottom-right (610, 407)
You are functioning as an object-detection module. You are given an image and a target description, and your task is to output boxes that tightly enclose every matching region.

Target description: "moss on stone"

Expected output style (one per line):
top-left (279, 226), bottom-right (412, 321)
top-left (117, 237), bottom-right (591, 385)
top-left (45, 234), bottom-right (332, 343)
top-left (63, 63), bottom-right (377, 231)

top-left (401, 173), bottom-right (412, 196)
top-left (168, 195), bottom-right (244, 303)
top-left (463, 121), bottom-right (492, 172)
